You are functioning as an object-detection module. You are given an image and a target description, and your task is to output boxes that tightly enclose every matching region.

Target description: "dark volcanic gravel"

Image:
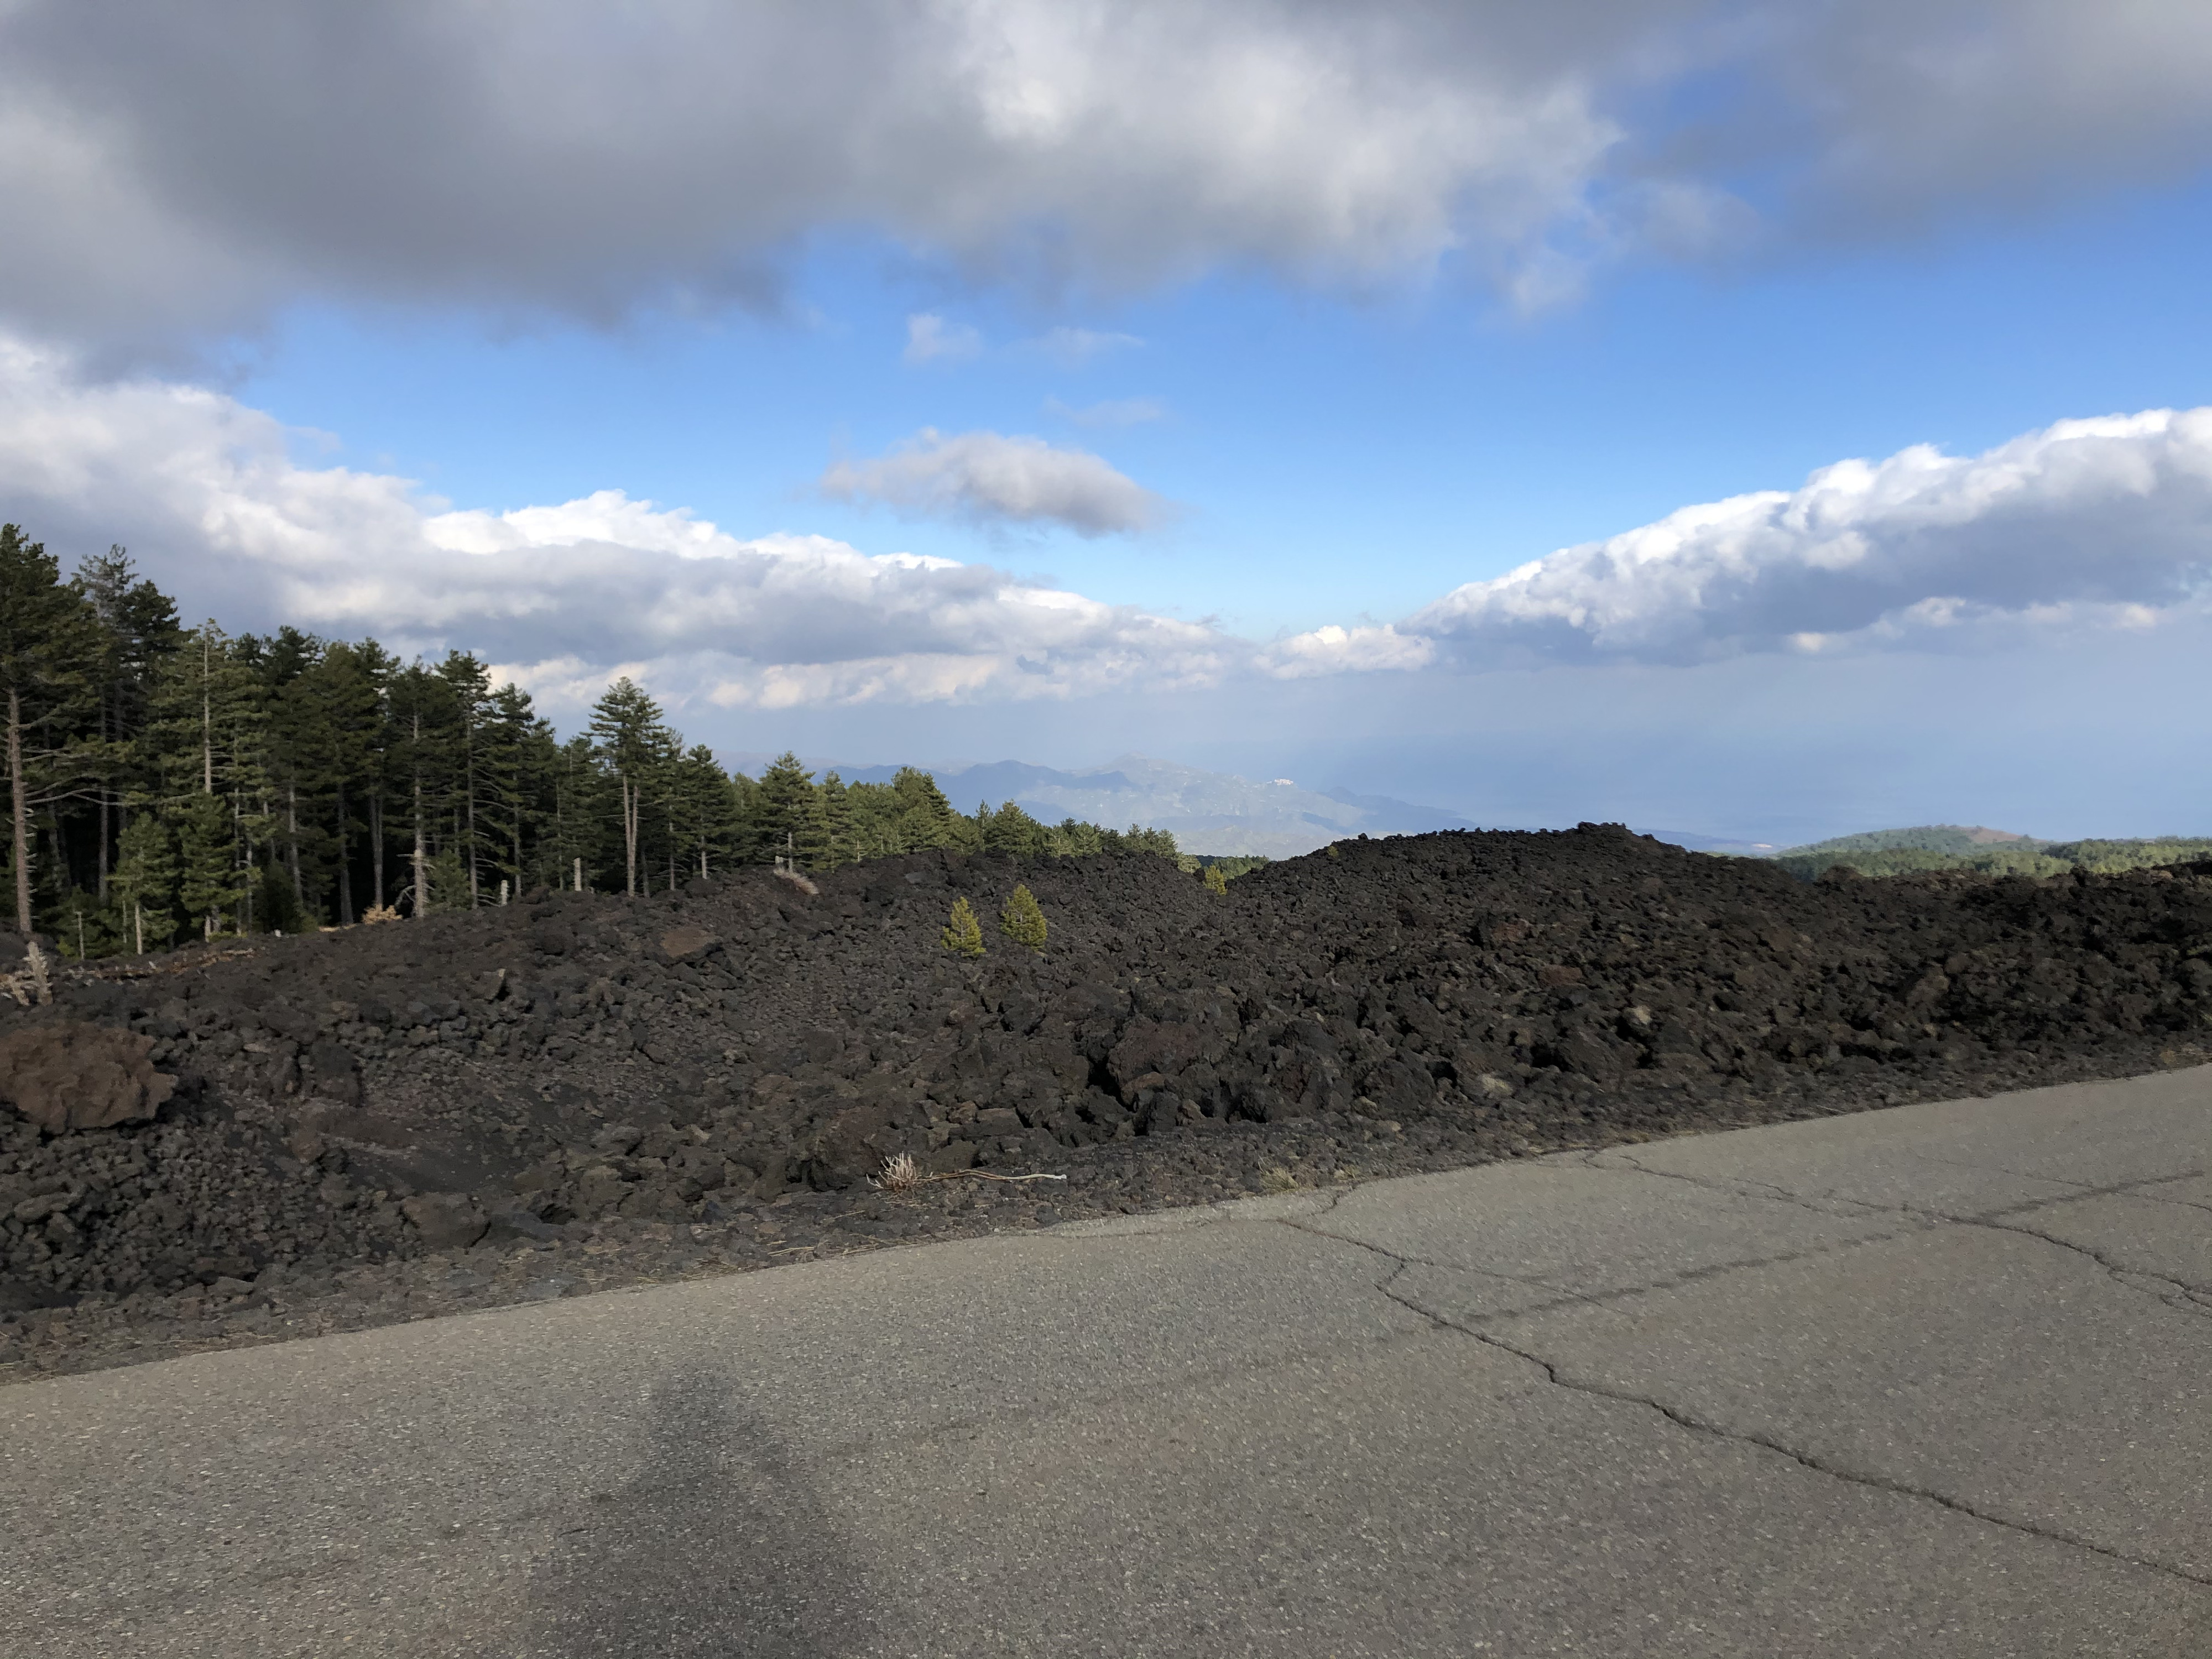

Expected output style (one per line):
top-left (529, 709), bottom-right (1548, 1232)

top-left (4, 825), bottom-right (2208, 1381)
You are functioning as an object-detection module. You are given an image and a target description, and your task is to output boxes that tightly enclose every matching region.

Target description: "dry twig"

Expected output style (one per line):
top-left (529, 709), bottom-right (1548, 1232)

top-left (868, 1153), bottom-right (1067, 1192)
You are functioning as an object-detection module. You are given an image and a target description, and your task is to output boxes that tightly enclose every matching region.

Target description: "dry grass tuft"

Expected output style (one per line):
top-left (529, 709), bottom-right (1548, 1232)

top-left (869, 1152), bottom-right (926, 1193)
top-left (1260, 1165), bottom-right (1303, 1194)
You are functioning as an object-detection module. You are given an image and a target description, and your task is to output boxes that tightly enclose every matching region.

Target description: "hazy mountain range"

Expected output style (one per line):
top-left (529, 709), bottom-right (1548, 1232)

top-left (722, 752), bottom-right (1482, 857)
top-left (717, 754), bottom-right (2092, 861)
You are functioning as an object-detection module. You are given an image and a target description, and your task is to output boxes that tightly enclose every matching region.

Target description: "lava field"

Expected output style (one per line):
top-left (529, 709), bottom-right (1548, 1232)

top-left (4, 825), bottom-right (2208, 1379)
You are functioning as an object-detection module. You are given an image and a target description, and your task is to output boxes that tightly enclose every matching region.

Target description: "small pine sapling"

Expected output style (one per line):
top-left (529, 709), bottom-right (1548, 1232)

top-left (999, 883), bottom-right (1048, 951)
top-left (1202, 864), bottom-right (1228, 896)
top-left (942, 896), bottom-right (985, 957)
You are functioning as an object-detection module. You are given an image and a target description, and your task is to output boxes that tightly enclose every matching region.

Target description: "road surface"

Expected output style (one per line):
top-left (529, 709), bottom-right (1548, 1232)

top-left (6, 1066), bottom-right (2207, 1656)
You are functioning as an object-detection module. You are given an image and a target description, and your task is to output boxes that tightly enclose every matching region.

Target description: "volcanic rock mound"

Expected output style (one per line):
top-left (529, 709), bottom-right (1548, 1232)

top-left (2, 827), bottom-right (2207, 1344)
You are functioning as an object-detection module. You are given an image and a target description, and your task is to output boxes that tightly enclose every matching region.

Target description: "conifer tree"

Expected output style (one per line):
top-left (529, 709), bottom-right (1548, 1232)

top-left (999, 883), bottom-right (1047, 951)
top-left (1203, 863), bottom-right (1228, 896)
top-left (587, 676), bottom-right (675, 896)
top-left (295, 640), bottom-right (383, 923)
top-left (812, 769), bottom-right (853, 870)
top-left (77, 545), bottom-right (181, 902)
top-left (110, 810), bottom-right (179, 953)
top-left (0, 525), bottom-right (104, 933)
top-left (754, 751), bottom-right (818, 870)
top-left (890, 766), bottom-right (962, 853)
top-left (174, 792), bottom-right (243, 939)
top-left (941, 896), bottom-right (985, 957)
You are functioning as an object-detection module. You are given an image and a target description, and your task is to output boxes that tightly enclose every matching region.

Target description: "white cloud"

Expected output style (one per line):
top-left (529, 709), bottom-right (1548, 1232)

top-left (1406, 409), bottom-right (2212, 665)
top-left (819, 427), bottom-right (1168, 535)
top-left (0, 338), bottom-right (1223, 710)
top-left (13, 3), bottom-right (2205, 351)
top-left (1259, 624), bottom-right (1436, 679)
top-left (902, 312), bottom-right (982, 366)
top-left (4, 335), bottom-right (2207, 735)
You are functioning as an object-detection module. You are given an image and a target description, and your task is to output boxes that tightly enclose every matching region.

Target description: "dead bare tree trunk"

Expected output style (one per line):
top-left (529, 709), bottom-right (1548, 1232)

top-left (622, 775), bottom-right (639, 897)
top-left (410, 712), bottom-right (427, 917)
top-left (369, 790), bottom-right (384, 911)
top-left (334, 775), bottom-right (353, 925)
top-left (287, 782), bottom-right (303, 906)
top-left (7, 687), bottom-right (30, 935)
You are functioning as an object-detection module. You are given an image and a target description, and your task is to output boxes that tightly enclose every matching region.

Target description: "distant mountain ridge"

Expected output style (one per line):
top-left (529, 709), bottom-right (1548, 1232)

top-left (723, 752), bottom-right (1481, 857)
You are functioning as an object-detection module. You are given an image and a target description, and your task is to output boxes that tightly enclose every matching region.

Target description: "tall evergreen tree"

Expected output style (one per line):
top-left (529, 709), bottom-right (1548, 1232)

top-left (753, 751), bottom-right (818, 870)
top-left (173, 792), bottom-right (243, 940)
top-left (587, 678), bottom-right (675, 896)
top-left (0, 525), bottom-right (103, 933)
top-left (111, 810), bottom-right (179, 954)
top-left (77, 546), bottom-right (181, 902)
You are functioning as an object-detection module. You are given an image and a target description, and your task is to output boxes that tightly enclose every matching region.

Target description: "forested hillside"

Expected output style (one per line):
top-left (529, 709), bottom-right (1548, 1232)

top-left (1775, 825), bottom-right (2044, 859)
top-left (0, 525), bottom-right (1177, 959)
top-left (1770, 834), bottom-right (2212, 881)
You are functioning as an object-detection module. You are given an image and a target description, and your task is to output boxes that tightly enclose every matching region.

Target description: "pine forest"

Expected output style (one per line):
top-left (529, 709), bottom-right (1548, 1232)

top-left (0, 525), bottom-right (1181, 959)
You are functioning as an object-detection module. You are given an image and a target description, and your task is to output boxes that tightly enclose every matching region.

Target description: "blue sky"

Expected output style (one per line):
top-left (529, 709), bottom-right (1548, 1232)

top-left (234, 176), bottom-right (2212, 641)
top-left (2, 3), bottom-right (2208, 842)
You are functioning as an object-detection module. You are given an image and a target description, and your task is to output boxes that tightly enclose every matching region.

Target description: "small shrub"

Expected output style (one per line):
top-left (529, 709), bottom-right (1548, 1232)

top-left (870, 1152), bottom-right (925, 1193)
top-left (1202, 864), bottom-right (1228, 896)
top-left (1325, 843), bottom-right (1341, 860)
top-left (941, 896), bottom-right (985, 957)
top-left (999, 884), bottom-right (1047, 951)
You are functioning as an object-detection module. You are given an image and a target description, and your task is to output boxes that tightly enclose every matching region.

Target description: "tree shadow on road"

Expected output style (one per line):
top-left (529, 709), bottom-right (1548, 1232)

top-left (527, 1371), bottom-right (875, 1658)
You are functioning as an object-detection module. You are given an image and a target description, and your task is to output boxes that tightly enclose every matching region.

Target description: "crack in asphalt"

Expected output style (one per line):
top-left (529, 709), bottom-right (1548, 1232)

top-left (1297, 1230), bottom-right (2212, 1592)
top-left (1585, 1154), bottom-right (2211, 1305)
top-left (1277, 1208), bottom-right (1939, 1328)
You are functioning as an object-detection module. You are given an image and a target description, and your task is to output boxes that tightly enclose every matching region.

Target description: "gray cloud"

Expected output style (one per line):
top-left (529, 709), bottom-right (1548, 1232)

top-left (819, 427), bottom-right (1167, 535)
top-left (6, 2), bottom-right (2206, 351)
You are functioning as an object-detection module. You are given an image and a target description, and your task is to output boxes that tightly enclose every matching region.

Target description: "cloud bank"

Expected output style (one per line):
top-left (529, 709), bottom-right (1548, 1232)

top-left (0, 340), bottom-right (1223, 710)
top-left (820, 428), bottom-right (1167, 535)
top-left (6, 2), bottom-right (2210, 351)
top-left (1402, 410), bottom-right (2212, 664)
top-left (2, 338), bottom-right (2206, 719)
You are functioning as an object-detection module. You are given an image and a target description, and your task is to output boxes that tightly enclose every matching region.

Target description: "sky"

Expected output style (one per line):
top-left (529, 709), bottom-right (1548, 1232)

top-left (1, 1), bottom-right (2208, 844)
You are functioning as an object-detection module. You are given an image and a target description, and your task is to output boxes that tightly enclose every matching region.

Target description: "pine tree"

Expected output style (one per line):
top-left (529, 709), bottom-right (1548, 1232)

top-left (385, 662), bottom-right (454, 917)
top-left (77, 545), bottom-right (181, 904)
top-left (999, 884), bottom-right (1047, 951)
top-left (812, 770), bottom-right (853, 870)
top-left (985, 800), bottom-right (1046, 858)
top-left (436, 652), bottom-right (495, 907)
top-left (111, 812), bottom-right (180, 953)
top-left (587, 677), bottom-right (675, 896)
top-left (941, 896), bottom-right (985, 957)
top-left (295, 640), bottom-right (384, 924)
top-left (1203, 863), bottom-right (1228, 896)
top-left (754, 751), bottom-right (818, 870)
top-left (174, 792), bottom-right (243, 940)
top-left (0, 525), bottom-right (105, 933)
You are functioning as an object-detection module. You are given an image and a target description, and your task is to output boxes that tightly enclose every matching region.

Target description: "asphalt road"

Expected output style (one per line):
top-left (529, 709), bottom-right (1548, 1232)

top-left (6, 1066), bottom-right (2207, 1657)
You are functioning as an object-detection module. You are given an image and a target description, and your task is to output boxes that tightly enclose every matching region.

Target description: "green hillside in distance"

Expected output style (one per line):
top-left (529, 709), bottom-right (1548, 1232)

top-left (1778, 824), bottom-right (2046, 859)
top-left (1765, 825), bottom-right (2212, 882)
